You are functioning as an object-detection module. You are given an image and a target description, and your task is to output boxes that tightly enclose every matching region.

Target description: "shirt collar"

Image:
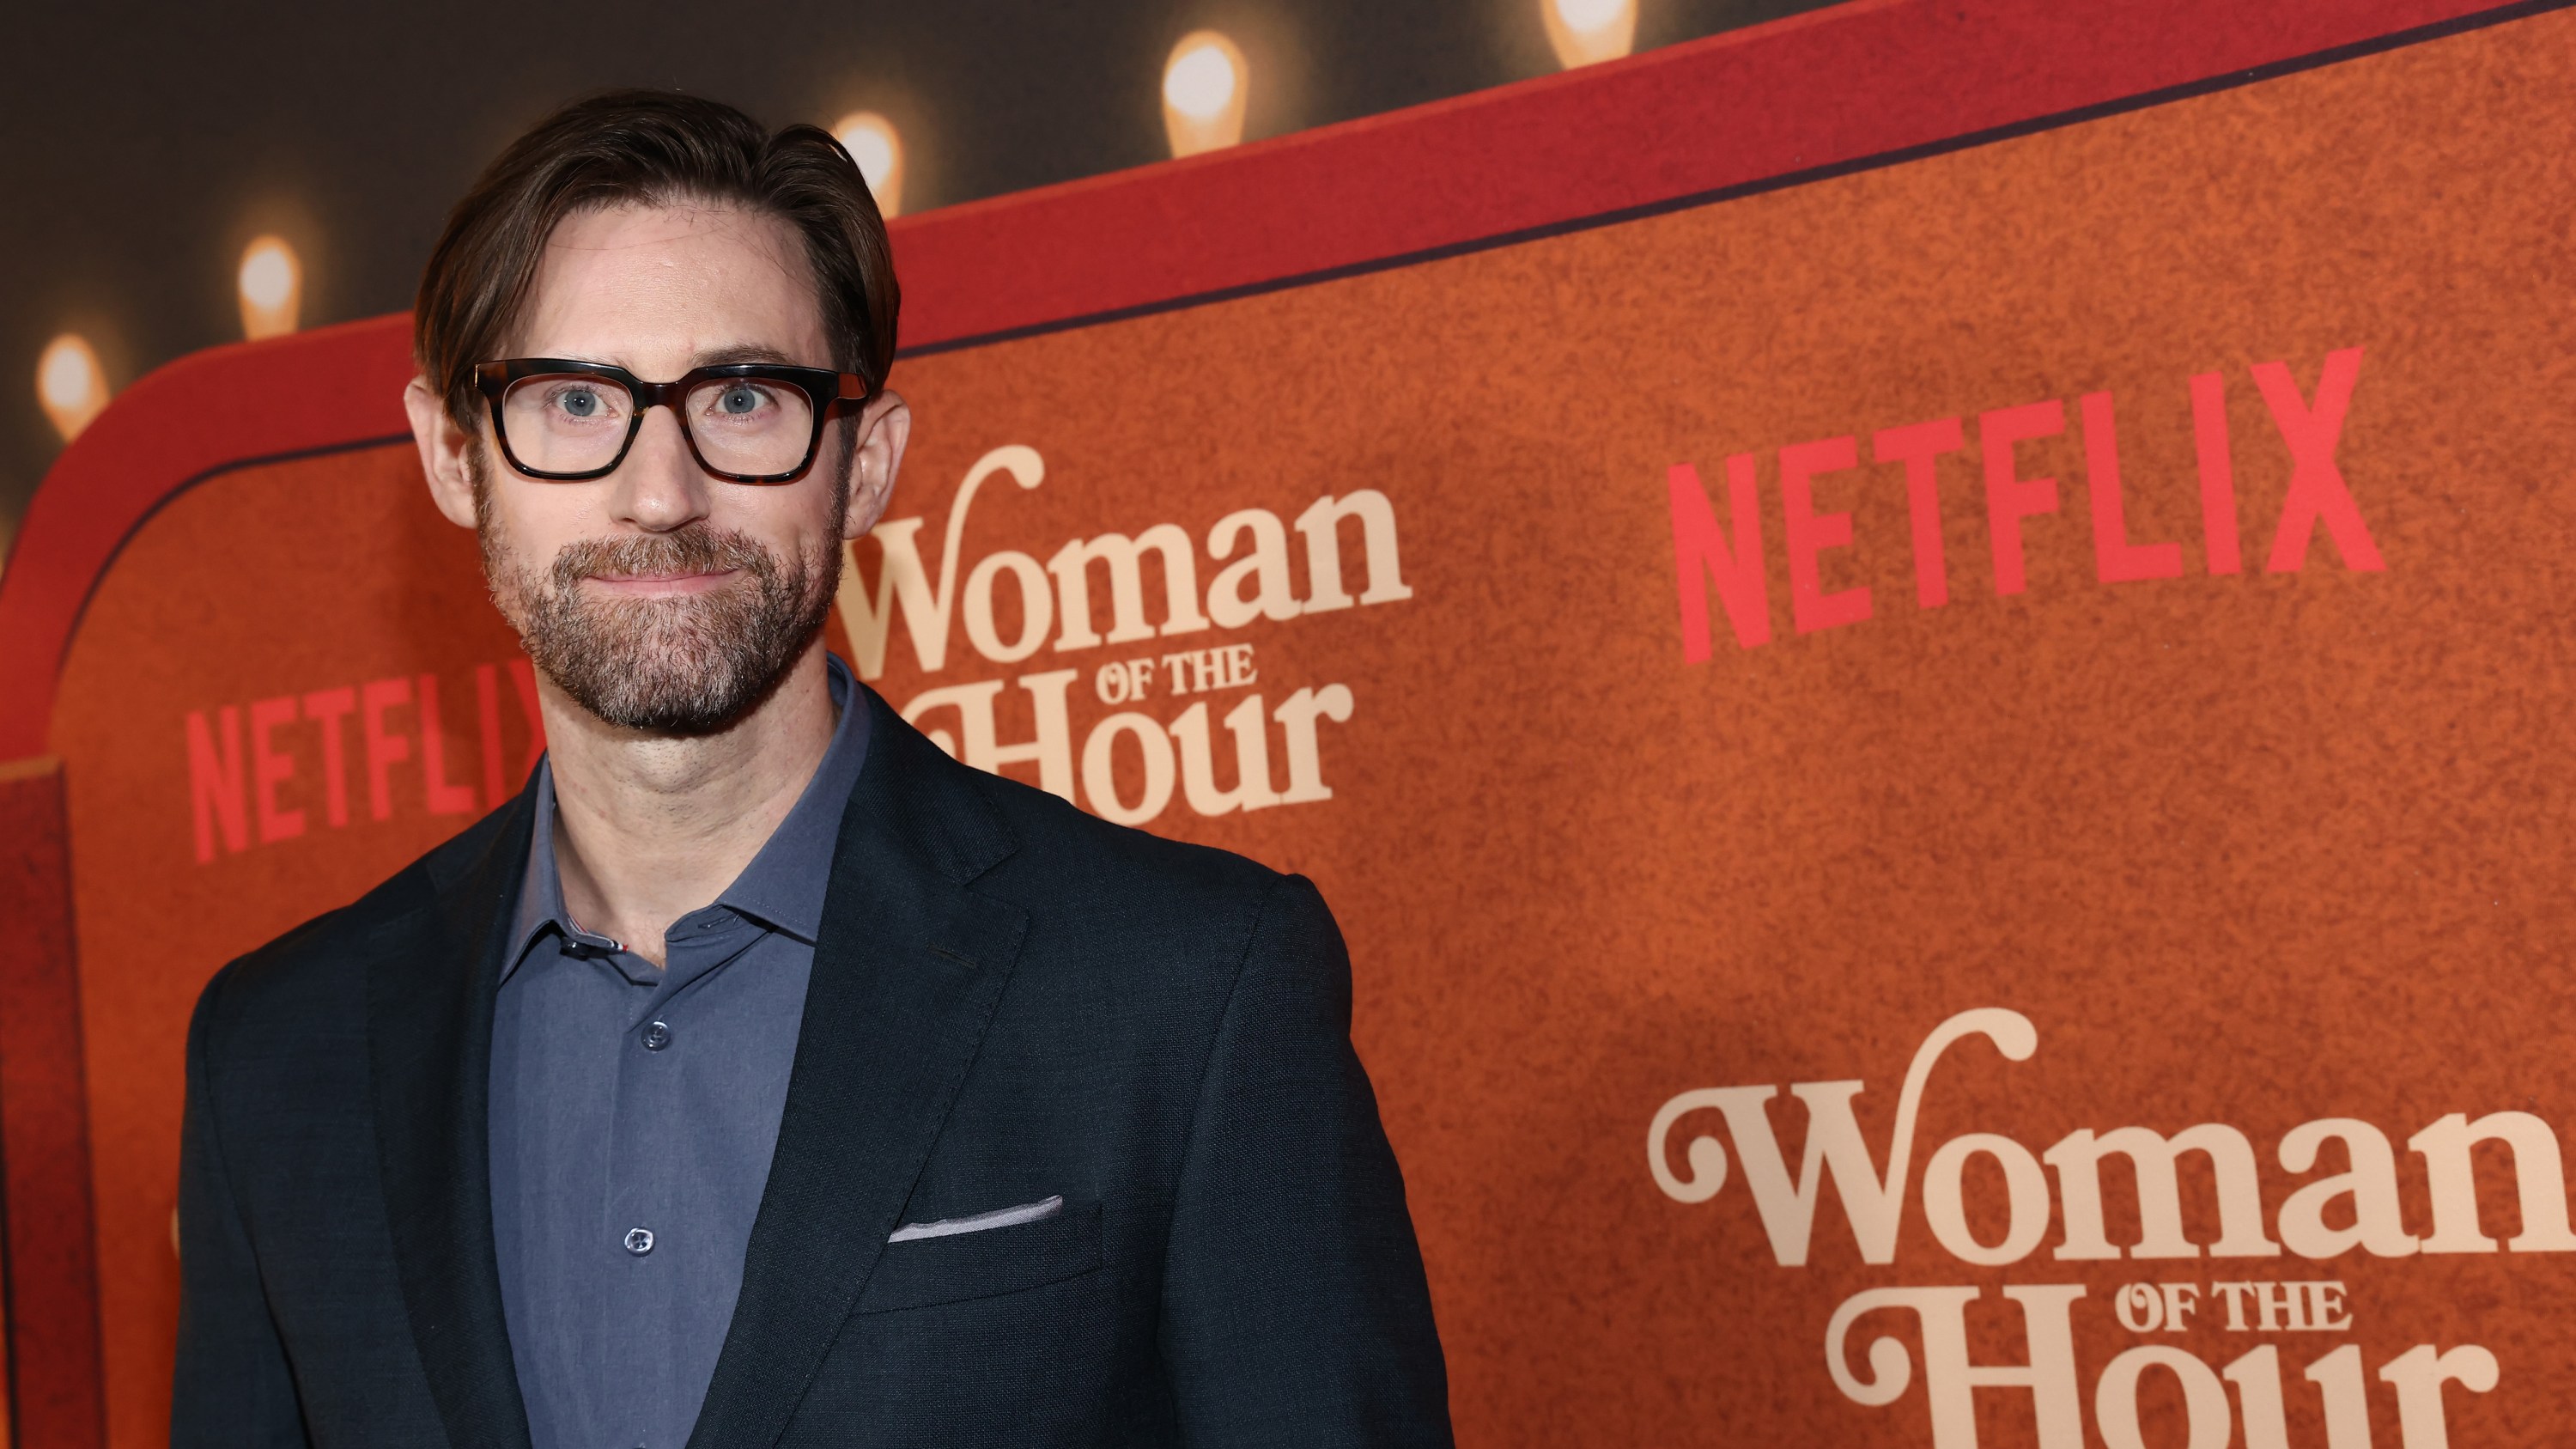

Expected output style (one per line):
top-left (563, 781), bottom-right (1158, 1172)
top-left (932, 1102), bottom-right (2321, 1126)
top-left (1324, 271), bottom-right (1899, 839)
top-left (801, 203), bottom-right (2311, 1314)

top-left (711, 654), bottom-right (869, 941)
top-left (505, 654), bottom-right (872, 980)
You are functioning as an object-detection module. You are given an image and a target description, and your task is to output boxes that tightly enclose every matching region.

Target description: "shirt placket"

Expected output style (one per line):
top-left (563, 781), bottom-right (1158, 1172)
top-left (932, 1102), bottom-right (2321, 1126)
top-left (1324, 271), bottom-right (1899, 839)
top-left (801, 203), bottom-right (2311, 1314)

top-left (574, 942), bottom-right (647, 1449)
top-left (598, 912), bottom-right (763, 1449)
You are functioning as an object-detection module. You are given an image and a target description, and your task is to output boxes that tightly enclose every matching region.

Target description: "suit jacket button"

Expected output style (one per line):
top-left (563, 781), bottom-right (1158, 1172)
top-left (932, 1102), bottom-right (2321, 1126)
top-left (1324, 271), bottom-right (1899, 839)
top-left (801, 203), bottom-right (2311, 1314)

top-left (624, 1227), bottom-right (655, 1256)
top-left (642, 1020), bottom-right (671, 1051)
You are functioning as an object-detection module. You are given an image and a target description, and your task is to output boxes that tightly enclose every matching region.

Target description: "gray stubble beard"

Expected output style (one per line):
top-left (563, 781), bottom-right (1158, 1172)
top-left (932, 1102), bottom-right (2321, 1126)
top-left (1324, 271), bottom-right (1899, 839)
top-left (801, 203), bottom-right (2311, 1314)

top-left (471, 446), bottom-right (848, 736)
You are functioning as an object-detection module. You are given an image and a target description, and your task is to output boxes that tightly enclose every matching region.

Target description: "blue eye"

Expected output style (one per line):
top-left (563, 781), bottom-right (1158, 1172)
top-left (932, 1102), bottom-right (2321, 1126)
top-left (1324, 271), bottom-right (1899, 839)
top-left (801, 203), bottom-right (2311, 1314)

top-left (560, 387), bottom-right (602, 418)
top-left (719, 385), bottom-right (761, 415)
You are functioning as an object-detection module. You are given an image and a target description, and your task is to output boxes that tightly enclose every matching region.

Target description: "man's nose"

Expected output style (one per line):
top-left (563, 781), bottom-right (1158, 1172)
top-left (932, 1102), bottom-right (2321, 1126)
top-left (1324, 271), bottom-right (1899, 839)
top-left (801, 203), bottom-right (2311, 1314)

top-left (607, 406), bottom-right (714, 532)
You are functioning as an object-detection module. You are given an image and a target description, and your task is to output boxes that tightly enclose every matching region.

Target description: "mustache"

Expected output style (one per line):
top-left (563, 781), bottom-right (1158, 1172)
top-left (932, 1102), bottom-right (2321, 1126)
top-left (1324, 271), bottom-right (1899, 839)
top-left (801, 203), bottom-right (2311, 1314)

top-left (548, 527), bottom-right (778, 589)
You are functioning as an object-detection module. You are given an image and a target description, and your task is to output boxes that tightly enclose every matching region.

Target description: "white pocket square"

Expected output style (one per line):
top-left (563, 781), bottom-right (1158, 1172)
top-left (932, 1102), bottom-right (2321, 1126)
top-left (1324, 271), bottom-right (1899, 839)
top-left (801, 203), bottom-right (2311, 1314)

top-left (886, 1194), bottom-right (1064, 1244)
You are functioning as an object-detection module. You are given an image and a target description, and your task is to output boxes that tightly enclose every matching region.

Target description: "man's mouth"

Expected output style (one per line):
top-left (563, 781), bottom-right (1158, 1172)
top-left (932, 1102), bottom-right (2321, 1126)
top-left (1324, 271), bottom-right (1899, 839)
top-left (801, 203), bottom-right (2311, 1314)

top-left (580, 568), bottom-right (742, 597)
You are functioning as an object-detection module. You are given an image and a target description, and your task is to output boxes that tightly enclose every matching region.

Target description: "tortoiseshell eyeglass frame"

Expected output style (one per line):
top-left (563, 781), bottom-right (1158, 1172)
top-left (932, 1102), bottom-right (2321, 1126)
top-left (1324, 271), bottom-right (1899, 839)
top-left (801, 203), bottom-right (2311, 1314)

top-left (472, 358), bottom-right (876, 484)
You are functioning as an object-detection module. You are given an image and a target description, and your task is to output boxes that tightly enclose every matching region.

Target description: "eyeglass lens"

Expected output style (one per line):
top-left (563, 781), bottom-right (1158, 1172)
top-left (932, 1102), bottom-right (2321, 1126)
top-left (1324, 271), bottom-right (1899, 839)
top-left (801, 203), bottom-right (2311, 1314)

top-left (499, 372), bottom-right (815, 477)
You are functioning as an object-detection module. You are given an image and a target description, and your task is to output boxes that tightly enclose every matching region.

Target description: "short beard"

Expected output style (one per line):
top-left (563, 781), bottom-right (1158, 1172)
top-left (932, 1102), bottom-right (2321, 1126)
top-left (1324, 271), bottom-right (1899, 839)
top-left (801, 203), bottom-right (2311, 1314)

top-left (471, 447), bottom-right (848, 735)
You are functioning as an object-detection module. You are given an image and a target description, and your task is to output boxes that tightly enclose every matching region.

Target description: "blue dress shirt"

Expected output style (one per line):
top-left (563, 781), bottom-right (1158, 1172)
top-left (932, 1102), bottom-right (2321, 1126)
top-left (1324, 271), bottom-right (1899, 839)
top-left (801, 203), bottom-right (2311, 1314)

top-left (488, 656), bottom-right (870, 1449)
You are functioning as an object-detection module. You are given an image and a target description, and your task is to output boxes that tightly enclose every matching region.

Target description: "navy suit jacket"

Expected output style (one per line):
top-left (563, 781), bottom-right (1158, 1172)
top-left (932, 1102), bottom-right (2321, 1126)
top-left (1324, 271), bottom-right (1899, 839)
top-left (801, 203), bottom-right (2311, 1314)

top-left (173, 685), bottom-right (1453, 1447)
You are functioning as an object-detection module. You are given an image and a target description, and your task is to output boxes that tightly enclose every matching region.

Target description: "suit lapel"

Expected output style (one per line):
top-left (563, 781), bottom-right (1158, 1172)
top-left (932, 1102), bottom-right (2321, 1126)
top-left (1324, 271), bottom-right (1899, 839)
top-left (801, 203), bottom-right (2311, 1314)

top-left (689, 690), bottom-right (1028, 1449)
top-left (369, 789), bottom-right (537, 1449)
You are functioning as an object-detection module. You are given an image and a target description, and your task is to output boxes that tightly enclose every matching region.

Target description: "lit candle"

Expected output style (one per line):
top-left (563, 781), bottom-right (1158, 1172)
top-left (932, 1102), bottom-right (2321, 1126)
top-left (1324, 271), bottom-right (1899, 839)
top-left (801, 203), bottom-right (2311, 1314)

top-left (239, 235), bottom-right (302, 340)
top-left (1545, 0), bottom-right (1636, 69)
top-left (37, 333), bottom-right (107, 441)
top-left (1163, 32), bottom-right (1248, 158)
top-left (832, 112), bottom-right (905, 218)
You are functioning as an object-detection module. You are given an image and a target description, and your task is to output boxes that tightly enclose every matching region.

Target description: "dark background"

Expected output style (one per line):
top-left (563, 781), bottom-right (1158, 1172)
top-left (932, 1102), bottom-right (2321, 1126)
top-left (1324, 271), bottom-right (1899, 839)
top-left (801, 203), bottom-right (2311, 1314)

top-left (0, 0), bottom-right (1832, 563)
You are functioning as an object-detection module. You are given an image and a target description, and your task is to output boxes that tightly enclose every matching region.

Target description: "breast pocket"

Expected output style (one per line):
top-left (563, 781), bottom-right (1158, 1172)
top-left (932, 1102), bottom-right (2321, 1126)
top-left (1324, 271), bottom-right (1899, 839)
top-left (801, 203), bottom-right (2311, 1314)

top-left (857, 1197), bottom-right (1104, 1314)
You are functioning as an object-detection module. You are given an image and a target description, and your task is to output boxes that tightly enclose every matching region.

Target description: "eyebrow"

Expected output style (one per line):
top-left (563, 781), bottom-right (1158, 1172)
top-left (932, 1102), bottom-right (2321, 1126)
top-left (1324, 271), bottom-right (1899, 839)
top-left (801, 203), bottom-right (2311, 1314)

top-left (692, 344), bottom-right (810, 368)
top-left (516, 344), bottom-right (825, 374)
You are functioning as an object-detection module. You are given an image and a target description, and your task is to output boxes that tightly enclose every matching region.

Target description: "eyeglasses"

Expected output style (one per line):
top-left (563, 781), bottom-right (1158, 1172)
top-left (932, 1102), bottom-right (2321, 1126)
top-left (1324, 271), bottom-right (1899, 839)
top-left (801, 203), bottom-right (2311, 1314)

top-left (474, 358), bottom-right (875, 484)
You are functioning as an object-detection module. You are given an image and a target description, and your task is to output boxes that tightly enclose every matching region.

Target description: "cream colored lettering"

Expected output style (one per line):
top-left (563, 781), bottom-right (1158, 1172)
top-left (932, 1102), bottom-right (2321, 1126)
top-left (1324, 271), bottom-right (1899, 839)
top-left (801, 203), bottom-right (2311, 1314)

top-left (2113, 1282), bottom-right (2202, 1332)
top-left (1093, 657), bottom-right (1154, 705)
top-left (1825, 1284), bottom-right (2087, 1448)
top-left (2229, 1342), bottom-right (2388, 1449)
top-left (2303, 1344), bottom-right (2375, 1449)
top-left (1206, 508), bottom-right (1301, 628)
top-left (1172, 696), bottom-right (1279, 816)
top-left (841, 444), bottom-right (1044, 678)
top-left (963, 550), bottom-right (1053, 663)
top-left (2306, 1280), bottom-right (2352, 1331)
top-left (1293, 490), bottom-right (1413, 612)
top-left (900, 669), bottom-right (1078, 801)
top-left (2276, 1119), bottom-right (2420, 1259)
top-left (2160, 1282), bottom-right (2201, 1330)
top-left (838, 444), bottom-right (1413, 679)
top-left (1646, 1009), bottom-right (2037, 1265)
top-left (2095, 1347), bottom-right (2230, 1449)
top-left (2407, 1111), bottom-right (2576, 1253)
top-left (1923, 1134), bottom-right (2050, 1266)
top-left (2046, 1124), bottom-right (2281, 1260)
top-left (2227, 1346), bottom-right (2293, 1449)
top-left (2111, 1283), bottom-right (2163, 1332)
top-left (1649, 1012), bottom-right (2575, 1269)
top-left (1160, 642), bottom-right (1259, 697)
top-left (1829, 1297), bottom-right (2496, 1448)
top-left (1079, 712), bottom-right (1176, 825)
top-left (1047, 527), bottom-right (1209, 650)
top-left (904, 674), bottom-right (1352, 825)
top-left (1272, 685), bottom-right (1354, 807)
top-left (2379, 1344), bottom-right (2500, 1449)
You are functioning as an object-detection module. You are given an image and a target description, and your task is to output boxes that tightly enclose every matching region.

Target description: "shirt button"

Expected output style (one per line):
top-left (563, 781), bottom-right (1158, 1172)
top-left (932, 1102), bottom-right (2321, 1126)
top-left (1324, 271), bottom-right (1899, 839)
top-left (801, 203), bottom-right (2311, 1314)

top-left (642, 1020), bottom-right (671, 1051)
top-left (624, 1227), bottom-right (655, 1256)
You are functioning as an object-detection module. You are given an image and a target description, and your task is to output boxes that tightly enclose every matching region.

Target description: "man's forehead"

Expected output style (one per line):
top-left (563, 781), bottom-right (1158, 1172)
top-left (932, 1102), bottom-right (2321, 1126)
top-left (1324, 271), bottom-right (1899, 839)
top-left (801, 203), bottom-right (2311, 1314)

top-left (544, 200), bottom-right (792, 256)
top-left (515, 202), bottom-right (828, 361)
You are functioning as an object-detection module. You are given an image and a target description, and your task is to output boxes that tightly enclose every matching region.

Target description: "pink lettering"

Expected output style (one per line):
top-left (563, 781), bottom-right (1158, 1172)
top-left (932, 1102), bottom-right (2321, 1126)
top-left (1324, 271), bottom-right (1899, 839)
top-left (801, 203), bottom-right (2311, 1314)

top-left (416, 673), bottom-right (479, 816)
top-left (1979, 400), bottom-right (2065, 597)
top-left (2080, 392), bottom-right (2183, 584)
top-left (302, 686), bottom-right (356, 828)
top-left (1779, 436), bottom-right (1871, 634)
top-left (2257, 348), bottom-right (2384, 573)
top-left (2190, 371), bottom-right (2240, 575)
top-left (185, 707), bottom-right (248, 864)
top-left (248, 695), bottom-right (307, 844)
top-left (361, 677), bottom-right (414, 823)
top-left (1668, 458), bottom-right (1772, 659)
top-left (1873, 417), bottom-right (1963, 609)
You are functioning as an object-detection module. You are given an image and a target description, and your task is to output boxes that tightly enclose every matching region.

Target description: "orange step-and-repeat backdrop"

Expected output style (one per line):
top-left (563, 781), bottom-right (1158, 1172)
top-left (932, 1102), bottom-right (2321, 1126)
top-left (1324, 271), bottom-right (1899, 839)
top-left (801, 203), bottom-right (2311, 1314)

top-left (4, 2), bottom-right (2573, 1445)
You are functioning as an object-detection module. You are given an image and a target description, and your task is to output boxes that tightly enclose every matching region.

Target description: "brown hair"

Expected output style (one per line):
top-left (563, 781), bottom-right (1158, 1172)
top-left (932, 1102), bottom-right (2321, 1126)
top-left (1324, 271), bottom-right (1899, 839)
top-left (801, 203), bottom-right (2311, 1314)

top-left (414, 89), bottom-right (898, 430)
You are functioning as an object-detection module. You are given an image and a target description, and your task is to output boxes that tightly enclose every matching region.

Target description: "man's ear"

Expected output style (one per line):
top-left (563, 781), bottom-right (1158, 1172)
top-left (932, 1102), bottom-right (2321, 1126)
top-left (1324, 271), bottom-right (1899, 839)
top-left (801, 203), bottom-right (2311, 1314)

top-left (842, 390), bottom-right (911, 542)
top-left (404, 377), bottom-right (483, 530)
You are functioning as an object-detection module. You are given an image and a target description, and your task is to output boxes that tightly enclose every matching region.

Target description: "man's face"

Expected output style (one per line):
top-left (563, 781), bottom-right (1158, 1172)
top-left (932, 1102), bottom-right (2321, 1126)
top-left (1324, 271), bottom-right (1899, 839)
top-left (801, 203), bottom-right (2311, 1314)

top-left (408, 202), bottom-right (905, 734)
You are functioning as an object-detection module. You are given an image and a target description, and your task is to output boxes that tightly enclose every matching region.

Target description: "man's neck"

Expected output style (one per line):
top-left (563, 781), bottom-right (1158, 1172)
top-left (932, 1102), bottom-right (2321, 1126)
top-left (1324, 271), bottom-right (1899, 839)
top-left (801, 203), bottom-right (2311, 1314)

top-left (541, 640), bottom-right (841, 968)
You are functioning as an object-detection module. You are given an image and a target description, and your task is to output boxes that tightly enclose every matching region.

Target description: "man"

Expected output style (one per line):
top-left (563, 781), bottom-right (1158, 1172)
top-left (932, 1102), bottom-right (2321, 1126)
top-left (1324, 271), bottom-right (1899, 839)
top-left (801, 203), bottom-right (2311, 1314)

top-left (173, 91), bottom-right (1450, 1449)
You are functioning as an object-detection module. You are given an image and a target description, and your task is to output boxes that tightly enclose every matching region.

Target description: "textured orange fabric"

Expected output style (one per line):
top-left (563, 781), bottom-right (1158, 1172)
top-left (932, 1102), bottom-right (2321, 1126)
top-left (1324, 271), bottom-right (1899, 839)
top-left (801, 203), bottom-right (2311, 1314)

top-left (38, 13), bottom-right (2576, 1447)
